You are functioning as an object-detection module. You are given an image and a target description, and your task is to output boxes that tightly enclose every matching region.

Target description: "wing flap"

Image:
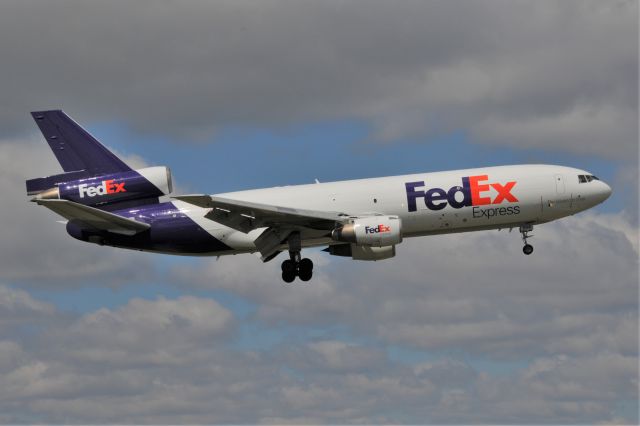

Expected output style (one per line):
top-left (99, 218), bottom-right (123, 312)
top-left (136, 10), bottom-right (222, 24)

top-left (35, 199), bottom-right (150, 236)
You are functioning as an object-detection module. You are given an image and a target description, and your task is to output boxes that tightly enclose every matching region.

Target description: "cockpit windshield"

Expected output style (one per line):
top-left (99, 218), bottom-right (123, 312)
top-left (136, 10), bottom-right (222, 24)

top-left (578, 174), bottom-right (599, 183)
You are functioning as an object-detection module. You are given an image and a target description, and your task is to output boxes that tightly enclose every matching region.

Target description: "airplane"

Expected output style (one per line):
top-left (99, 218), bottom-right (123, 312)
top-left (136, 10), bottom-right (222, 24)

top-left (26, 110), bottom-right (612, 282)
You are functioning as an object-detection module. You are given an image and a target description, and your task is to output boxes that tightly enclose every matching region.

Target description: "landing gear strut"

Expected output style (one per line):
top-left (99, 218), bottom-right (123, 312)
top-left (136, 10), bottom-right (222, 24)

top-left (519, 224), bottom-right (534, 255)
top-left (281, 232), bottom-right (314, 282)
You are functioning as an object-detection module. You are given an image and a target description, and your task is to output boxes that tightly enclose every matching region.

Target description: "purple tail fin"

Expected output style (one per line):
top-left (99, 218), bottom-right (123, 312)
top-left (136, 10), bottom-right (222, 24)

top-left (31, 110), bottom-right (131, 174)
top-left (27, 110), bottom-right (132, 194)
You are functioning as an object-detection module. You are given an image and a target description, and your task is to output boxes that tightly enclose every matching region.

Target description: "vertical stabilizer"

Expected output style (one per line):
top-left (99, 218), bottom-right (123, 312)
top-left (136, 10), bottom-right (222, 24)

top-left (27, 110), bottom-right (133, 194)
top-left (30, 110), bottom-right (131, 175)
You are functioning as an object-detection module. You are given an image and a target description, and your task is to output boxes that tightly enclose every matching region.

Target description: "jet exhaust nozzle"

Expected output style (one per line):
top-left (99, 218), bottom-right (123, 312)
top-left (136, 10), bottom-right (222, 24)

top-left (31, 187), bottom-right (60, 201)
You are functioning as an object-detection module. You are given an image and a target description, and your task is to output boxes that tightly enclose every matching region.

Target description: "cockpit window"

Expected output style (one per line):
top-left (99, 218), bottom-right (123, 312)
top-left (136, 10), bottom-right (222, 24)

top-left (578, 174), bottom-right (599, 183)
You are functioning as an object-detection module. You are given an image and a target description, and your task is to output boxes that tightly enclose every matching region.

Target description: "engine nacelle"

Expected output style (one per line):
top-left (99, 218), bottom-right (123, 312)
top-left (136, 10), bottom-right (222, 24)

top-left (326, 243), bottom-right (396, 261)
top-left (42, 166), bottom-right (172, 207)
top-left (332, 216), bottom-right (402, 247)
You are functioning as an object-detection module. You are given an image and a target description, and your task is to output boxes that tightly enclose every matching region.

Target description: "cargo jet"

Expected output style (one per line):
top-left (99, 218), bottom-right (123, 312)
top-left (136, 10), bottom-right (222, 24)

top-left (26, 110), bottom-right (612, 282)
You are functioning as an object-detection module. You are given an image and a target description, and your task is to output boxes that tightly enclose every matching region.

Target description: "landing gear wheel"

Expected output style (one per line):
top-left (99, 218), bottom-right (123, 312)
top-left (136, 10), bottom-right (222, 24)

top-left (282, 271), bottom-right (296, 283)
top-left (519, 224), bottom-right (534, 256)
top-left (298, 269), bottom-right (313, 282)
top-left (281, 259), bottom-right (296, 274)
top-left (299, 258), bottom-right (313, 273)
top-left (281, 259), bottom-right (297, 283)
top-left (298, 258), bottom-right (314, 282)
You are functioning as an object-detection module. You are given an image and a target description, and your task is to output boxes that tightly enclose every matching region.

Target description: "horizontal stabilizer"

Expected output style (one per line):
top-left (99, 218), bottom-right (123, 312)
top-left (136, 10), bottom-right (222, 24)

top-left (35, 199), bottom-right (150, 236)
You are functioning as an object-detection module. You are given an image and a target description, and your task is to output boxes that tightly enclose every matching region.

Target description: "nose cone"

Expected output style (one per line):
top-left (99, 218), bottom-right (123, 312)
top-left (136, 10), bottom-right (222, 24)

top-left (594, 180), bottom-right (612, 204)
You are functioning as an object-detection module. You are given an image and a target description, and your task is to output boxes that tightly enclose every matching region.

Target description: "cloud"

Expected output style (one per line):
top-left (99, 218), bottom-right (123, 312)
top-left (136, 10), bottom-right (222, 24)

top-left (0, 285), bottom-right (57, 339)
top-left (1, 127), bottom-right (634, 424)
top-left (0, 283), bottom-right (636, 423)
top-left (0, 1), bottom-right (636, 423)
top-left (282, 340), bottom-right (389, 374)
top-left (172, 211), bottom-right (638, 360)
top-left (0, 137), bottom-right (157, 288)
top-left (41, 295), bottom-right (235, 368)
top-left (0, 0), bottom-right (636, 158)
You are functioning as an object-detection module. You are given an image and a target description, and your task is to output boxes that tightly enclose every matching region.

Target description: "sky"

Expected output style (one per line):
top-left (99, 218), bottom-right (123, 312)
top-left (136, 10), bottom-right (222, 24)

top-left (0, 0), bottom-right (638, 423)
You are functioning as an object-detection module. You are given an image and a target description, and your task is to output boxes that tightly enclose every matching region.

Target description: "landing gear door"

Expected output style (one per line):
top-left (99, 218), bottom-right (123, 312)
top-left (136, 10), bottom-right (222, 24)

top-left (554, 174), bottom-right (566, 194)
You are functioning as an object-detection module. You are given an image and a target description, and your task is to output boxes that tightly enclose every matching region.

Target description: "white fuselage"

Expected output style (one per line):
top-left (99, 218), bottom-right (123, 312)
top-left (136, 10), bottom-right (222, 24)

top-left (173, 164), bottom-right (612, 254)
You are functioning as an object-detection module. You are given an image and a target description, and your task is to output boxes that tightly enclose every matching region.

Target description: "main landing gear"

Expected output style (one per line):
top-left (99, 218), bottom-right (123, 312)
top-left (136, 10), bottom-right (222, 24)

top-left (281, 231), bottom-right (314, 283)
top-left (519, 224), bottom-right (534, 255)
top-left (281, 256), bottom-right (314, 283)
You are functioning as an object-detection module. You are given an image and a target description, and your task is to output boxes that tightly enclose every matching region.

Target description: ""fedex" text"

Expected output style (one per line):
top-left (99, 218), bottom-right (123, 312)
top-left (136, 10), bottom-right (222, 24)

top-left (78, 179), bottom-right (126, 198)
top-left (405, 175), bottom-right (518, 212)
top-left (364, 224), bottom-right (391, 234)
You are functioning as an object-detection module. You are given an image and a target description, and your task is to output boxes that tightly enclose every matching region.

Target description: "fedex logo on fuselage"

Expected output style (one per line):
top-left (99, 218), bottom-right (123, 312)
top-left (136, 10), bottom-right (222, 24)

top-left (78, 179), bottom-right (126, 198)
top-left (405, 175), bottom-right (518, 212)
top-left (365, 224), bottom-right (391, 234)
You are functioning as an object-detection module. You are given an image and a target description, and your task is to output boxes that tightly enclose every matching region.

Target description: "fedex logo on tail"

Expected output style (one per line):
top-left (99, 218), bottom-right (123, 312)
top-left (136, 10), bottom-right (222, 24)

top-left (405, 175), bottom-right (518, 212)
top-left (365, 224), bottom-right (391, 234)
top-left (78, 180), bottom-right (126, 198)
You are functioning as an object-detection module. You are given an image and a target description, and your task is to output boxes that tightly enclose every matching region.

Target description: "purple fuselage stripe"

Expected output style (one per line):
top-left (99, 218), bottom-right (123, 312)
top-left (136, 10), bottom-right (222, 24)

top-left (66, 201), bottom-right (233, 254)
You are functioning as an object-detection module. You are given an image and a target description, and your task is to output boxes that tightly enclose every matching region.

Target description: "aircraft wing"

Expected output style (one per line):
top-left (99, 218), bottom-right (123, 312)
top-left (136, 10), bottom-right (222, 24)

top-left (174, 194), bottom-right (348, 233)
top-left (35, 199), bottom-right (150, 236)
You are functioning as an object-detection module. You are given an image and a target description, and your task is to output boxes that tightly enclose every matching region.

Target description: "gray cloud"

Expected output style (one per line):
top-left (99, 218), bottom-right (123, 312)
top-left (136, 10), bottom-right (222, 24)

top-left (0, 138), bottom-right (156, 288)
top-left (0, 285), bottom-right (636, 423)
top-left (0, 285), bottom-right (56, 339)
top-left (0, 1), bottom-right (637, 423)
top-left (172, 211), bottom-right (638, 360)
top-left (2, 133), bottom-right (635, 423)
top-left (0, 206), bottom-right (637, 422)
top-left (0, 0), bottom-right (636, 158)
top-left (42, 295), bottom-right (235, 368)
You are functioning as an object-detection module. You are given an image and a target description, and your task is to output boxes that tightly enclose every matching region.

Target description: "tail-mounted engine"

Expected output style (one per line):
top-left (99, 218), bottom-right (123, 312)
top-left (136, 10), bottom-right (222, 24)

top-left (30, 166), bottom-right (173, 207)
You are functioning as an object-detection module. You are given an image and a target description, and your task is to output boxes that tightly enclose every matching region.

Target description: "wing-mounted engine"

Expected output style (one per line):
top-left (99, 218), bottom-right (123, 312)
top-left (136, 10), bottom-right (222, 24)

top-left (331, 215), bottom-right (402, 247)
top-left (328, 215), bottom-right (402, 261)
top-left (29, 166), bottom-right (173, 207)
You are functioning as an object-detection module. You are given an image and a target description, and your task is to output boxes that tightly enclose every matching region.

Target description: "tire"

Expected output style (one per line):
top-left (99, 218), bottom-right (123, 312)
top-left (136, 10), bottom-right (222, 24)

top-left (298, 268), bottom-right (313, 282)
top-left (282, 271), bottom-right (296, 283)
top-left (299, 258), bottom-right (313, 273)
top-left (281, 259), bottom-right (296, 274)
top-left (523, 244), bottom-right (534, 255)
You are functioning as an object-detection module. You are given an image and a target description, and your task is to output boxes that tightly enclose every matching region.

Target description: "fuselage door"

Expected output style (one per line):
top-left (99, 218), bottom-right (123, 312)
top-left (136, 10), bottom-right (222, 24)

top-left (554, 174), bottom-right (566, 194)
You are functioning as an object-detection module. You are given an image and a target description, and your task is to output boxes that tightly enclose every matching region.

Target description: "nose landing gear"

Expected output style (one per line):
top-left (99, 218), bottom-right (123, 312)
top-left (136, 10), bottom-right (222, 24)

top-left (519, 224), bottom-right (534, 255)
top-left (281, 231), bottom-right (314, 283)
